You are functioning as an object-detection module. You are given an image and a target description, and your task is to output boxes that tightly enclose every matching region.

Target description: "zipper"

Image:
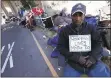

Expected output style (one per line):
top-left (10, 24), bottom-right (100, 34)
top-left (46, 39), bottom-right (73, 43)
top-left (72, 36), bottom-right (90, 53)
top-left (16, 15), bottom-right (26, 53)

top-left (77, 31), bottom-right (86, 74)
top-left (70, 26), bottom-right (86, 74)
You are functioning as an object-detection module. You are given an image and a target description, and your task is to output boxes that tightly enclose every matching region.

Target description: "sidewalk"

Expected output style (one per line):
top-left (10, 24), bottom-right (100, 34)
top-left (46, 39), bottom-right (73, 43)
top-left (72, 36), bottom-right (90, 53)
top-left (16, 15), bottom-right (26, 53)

top-left (34, 25), bottom-right (57, 38)
top-left (1, 22), bottom-right (18, 31)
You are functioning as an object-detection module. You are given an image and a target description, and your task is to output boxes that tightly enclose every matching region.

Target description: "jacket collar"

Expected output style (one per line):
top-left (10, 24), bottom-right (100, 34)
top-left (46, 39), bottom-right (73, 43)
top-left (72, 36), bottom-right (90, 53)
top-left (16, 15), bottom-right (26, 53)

top-left (70, 21), bottom-right (87, 33)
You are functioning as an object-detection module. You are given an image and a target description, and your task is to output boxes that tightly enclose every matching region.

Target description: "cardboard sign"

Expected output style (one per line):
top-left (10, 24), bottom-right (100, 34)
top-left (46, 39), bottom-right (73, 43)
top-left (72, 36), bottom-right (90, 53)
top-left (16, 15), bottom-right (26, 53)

top-left (69, 35), bottom-right (91, 52)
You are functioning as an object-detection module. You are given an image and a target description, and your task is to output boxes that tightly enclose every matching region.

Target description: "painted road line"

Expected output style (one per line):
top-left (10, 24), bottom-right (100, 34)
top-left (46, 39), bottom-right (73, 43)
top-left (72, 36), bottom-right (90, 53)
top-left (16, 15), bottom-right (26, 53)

top-left (1, 42), bottom-right (15, 73)
top-left (9, 54), bottom-right (13, 68)
top-left (1, 46), bottom-right (5, 54)
top-left (8, 43), bottom-right (14, 68)
top-left (31, 32), bottom-right (58, 77)
top-left (8, 43), bottom-right (11, 50)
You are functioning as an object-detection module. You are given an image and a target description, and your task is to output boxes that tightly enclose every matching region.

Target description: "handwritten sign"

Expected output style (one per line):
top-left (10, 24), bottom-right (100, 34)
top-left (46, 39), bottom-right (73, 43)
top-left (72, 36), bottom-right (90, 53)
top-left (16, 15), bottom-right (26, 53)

top-left (69, 35), bottom-right (91, 52)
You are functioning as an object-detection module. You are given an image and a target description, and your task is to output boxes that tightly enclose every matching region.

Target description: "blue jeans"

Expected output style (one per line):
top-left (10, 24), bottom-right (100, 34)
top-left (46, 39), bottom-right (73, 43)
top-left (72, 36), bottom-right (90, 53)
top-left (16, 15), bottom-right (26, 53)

top-left (64, 61), bottom-right (110, 77)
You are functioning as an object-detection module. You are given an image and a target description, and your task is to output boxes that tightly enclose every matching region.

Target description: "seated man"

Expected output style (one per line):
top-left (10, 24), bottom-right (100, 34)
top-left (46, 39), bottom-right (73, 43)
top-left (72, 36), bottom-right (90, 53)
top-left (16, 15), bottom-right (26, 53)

top-left (56, 3), bottom-right (110, 77)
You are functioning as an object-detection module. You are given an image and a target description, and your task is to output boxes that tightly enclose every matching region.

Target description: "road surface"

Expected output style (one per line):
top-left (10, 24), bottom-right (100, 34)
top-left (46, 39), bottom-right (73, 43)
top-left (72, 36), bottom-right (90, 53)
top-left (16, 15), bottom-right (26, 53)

top-left (1, 24), bottom-right (59, 77)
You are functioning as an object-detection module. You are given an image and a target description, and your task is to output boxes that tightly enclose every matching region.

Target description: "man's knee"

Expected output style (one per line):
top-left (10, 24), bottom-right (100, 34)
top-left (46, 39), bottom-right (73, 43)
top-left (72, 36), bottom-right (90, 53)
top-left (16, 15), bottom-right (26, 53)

top-left (88, 61), bottom-right (110, 77)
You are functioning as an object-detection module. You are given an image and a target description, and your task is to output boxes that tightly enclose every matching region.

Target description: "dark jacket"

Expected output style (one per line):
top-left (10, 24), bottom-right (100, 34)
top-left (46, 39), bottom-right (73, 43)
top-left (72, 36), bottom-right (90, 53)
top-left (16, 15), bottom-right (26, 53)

top-left (56, 22), bottom-right (102, 73)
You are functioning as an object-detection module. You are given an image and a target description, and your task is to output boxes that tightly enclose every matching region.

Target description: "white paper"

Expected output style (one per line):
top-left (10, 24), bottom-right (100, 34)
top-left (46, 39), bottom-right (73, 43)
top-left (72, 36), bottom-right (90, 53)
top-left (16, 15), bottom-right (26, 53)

top-left (69, 35), bottom-right (91, 52)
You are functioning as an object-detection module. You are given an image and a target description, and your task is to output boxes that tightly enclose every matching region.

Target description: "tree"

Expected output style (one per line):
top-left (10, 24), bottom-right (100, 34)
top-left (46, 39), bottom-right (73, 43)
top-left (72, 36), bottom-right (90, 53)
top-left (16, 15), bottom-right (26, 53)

top-left (20, 0), bottom-right (36, 10)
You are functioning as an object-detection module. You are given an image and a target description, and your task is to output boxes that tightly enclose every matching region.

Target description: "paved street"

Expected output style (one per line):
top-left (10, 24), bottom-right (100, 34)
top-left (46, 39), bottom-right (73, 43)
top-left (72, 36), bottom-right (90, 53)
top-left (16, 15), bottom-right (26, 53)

top-left (1, 23), bottom-right (59, 77)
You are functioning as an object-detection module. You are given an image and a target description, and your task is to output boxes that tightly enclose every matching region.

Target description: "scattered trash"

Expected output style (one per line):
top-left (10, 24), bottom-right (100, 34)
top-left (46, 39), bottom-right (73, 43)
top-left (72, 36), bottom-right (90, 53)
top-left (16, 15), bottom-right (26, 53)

top-left (11, 26), bottom-right (13, 28)
top-left (53, 47), bottom-right (56, 51)
top-left (58, 67), bottom-right (61, 70)
top-left (43, 35), bottom-right (47, 39)
top-left (24, 72), bottom-right (32, 76)
top-left (45, 47), bottom-right (48, 49)
top-left (3, 28), bottom-right (6, 31)
top-left (21, 48), bottom-right (24, 50)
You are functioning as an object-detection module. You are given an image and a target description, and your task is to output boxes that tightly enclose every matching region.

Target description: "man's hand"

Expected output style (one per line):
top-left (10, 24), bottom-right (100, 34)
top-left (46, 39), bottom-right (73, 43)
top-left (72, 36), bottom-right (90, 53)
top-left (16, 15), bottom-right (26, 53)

top-left (78, 56), bottom-right (89, 65)
top-left (85, 56), bottom-right (96, 68)
top-left (85, 59), bottom-right (93, 68)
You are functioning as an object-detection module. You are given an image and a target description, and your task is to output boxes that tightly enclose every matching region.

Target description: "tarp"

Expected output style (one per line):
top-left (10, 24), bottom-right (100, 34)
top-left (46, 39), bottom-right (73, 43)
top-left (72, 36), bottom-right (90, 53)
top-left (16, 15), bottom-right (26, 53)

top-left (85, 16), bottom-right (98, 26)
top-left (31, 7), bottom-right (44, 16)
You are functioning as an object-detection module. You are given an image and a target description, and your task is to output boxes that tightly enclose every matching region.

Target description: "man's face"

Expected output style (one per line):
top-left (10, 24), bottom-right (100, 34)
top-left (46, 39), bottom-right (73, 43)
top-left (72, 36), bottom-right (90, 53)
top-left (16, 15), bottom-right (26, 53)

top-left (72, 12), bottom-right (85, 26)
